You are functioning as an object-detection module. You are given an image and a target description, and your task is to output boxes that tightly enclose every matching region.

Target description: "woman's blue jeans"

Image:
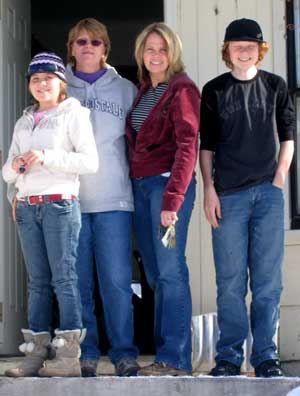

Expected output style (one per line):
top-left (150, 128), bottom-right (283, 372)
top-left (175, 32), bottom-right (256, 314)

top-left (75, 211), bottom-right (138, 364)
top-left (212, 181), bottom-right (284, 368)
top-left (16, 199), bottom-right (83, 332)
top-left (132, 175), bottom-right (196, 371)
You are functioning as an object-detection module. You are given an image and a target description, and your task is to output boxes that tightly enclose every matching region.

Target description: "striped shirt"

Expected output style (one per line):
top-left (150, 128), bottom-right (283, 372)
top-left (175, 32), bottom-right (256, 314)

top-left (131, 83), bottom-right (168, 133)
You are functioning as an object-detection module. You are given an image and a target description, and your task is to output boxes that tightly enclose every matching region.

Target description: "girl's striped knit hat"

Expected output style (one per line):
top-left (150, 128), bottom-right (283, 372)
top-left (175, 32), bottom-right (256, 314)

top-left (27, 52), bottom-right (66, 82)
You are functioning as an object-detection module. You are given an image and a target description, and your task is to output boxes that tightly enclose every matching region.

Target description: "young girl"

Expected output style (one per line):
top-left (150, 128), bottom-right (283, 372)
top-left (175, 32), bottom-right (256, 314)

top-left (2, 52), bottom-right (98, 377)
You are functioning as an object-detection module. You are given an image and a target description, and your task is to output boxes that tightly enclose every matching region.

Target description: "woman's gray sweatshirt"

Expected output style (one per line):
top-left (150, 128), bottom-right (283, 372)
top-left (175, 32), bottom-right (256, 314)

top-left (66, 64), bottom-right (137, 213)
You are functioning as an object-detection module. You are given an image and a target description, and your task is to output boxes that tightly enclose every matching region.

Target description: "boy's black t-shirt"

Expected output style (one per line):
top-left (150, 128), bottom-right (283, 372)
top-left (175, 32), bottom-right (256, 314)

top-left (200, 70), bottom-right (295, 193)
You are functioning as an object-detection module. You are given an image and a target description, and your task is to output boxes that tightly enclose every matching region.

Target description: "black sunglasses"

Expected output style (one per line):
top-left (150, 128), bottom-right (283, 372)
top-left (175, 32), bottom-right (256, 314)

top-left (75, 38), bottom-right (103, 47)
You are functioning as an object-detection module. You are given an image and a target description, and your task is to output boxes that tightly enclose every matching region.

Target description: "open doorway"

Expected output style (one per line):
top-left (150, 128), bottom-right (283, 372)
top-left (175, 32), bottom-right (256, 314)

top-left (31, 1), bottom-right (164, 84)
top-left (30, 0), bottom-right (164, 354)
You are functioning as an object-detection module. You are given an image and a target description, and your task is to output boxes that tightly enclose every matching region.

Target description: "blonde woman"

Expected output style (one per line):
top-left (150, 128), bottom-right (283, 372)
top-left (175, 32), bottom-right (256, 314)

top-left (126, 22), bottom-right (200, 376)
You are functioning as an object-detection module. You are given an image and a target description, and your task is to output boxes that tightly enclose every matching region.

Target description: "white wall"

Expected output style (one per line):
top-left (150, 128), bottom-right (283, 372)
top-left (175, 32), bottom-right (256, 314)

top-left (165, 0), bottom-right (285, 316)
top-left (165, 0), bottom-right (300, 361)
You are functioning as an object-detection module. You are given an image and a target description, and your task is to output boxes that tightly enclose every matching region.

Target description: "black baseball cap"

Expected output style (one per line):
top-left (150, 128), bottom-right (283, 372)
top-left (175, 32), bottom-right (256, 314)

top-left (224, 18), bottom-right (264, 42)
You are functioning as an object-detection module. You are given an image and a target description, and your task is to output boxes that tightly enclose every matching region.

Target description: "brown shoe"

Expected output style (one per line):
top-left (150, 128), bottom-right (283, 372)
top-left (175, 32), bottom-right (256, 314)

top-left (138, 362), bottom-right (190, 376)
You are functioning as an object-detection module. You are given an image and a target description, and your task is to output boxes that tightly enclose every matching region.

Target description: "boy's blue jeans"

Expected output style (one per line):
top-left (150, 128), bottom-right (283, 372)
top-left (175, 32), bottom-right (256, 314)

top-left (212, 181), bottom-right (284, 368)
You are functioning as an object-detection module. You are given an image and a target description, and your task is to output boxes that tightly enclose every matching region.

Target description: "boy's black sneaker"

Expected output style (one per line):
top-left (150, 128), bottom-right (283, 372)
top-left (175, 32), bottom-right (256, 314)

top-left (255, 360), bottom-right (283, 378)
top-left (209, 360), bottom-right (241, 376)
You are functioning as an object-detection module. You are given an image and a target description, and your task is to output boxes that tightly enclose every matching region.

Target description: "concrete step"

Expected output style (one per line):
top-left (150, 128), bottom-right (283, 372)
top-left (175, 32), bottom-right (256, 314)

top-left (0, 376), bottom-right (300, 396)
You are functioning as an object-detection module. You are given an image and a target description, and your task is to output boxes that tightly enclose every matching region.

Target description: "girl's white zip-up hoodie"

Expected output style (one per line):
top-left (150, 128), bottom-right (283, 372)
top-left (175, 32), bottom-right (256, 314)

top-left (66, 65), bottom-right (137, 213)
top-left (2, 97), bottom-right (98, 199)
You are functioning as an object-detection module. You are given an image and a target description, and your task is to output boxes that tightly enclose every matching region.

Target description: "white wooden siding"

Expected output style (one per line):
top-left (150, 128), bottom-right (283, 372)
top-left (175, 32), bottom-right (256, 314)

top-left (165, 0), bottom-right (300, 361)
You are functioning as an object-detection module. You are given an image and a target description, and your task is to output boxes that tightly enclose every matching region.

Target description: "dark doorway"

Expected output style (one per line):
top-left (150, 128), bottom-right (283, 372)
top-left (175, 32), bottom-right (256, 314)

top-left (31, 0), bottom-right (164, 354)
top-left (31, 1), bottom-right (164, 83)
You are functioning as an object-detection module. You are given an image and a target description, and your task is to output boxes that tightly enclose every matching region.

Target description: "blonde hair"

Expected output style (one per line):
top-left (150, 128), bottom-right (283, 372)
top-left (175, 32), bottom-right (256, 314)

top-left (222, 41), bottom-right (270, 69)
top-left (67, 18), bottom-right (111, 68)
top-left (135, 22), bottom-right (184, 83)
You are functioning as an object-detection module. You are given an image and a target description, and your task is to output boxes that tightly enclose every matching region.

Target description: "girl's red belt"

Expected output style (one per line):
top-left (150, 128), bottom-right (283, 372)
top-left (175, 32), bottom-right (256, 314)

top-left (17, 194), bottom-right (76, 205)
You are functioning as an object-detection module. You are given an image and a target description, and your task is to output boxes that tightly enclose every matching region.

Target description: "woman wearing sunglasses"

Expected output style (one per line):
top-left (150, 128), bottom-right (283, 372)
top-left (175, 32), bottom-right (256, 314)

top-left (65, 18), bottom-right (139, 377)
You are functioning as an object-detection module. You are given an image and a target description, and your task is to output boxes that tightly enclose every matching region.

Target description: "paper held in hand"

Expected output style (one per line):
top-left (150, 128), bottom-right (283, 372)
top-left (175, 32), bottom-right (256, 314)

top-left (161, 224), bottom-right (176, 248)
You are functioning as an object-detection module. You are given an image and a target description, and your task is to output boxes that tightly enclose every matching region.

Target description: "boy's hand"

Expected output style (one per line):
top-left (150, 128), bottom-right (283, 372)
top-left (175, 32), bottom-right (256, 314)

top-left (203, 185), bottom-right (221, 229)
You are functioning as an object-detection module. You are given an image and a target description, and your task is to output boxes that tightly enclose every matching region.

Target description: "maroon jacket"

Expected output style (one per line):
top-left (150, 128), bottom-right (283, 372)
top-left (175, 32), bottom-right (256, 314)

top-left (126, 72), bottom-right (200, 212)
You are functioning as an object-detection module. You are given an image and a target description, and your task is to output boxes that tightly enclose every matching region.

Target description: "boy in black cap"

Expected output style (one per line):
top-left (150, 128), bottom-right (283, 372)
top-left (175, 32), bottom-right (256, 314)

top-left (200, 18), bottom-right (295, 377)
